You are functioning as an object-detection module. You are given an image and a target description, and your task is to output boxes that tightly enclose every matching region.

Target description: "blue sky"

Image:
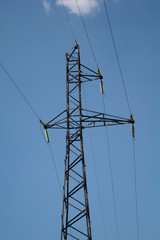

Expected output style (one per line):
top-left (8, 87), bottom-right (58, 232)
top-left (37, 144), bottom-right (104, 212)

top-left (0, 0), bottom-right (159, 239)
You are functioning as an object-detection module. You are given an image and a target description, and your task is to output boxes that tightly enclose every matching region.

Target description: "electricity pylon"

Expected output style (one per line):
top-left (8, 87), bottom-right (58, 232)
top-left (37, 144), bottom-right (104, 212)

top-left (43, 43), bottom-right (134, 240)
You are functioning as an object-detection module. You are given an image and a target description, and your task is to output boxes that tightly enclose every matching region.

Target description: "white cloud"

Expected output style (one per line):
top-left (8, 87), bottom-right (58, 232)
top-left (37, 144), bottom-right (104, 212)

top-left (43, 0), bottom-right (51, 13)
top-left (56, 0), bottom-right (99, 15)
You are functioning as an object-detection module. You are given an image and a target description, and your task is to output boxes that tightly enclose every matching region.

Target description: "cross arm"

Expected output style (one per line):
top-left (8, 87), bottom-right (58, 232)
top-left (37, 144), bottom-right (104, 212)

top-left (43, 108), bottom-right (134, 130)
top-left (81, 109), bottom-right (134, 128)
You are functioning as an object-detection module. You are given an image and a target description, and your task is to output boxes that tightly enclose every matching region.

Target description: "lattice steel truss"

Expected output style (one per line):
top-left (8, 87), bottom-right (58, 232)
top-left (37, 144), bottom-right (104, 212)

top-left (44, 43), bottom-right (134, 240)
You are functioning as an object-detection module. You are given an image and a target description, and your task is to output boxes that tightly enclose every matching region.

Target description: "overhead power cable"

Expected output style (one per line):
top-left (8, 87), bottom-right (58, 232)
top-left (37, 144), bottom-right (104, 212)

top-left (75, 0), bottom-right (99, 69)
top-left (103, 0), bottom-right (132, 114)
top-left (48, 142), bottom-right (63, 197)
top-left (102, 3), bottom-right (139, 238)
top-left (82, 86), bottom-right (108, 240)
top-left (60, 0), bottom-right (77, 42)
top-left (39, 121), bottom-right (62, 197)
top-left (89, 132), bottom-right (108, 240)
top-left (0, 62), bottom-right (40, 120)
top-left (132, 139), bottom-right (140, 240)
top-left (40, 123), bottom-right (74, 240)
top-left (102, 97), bottom-right (120, 240)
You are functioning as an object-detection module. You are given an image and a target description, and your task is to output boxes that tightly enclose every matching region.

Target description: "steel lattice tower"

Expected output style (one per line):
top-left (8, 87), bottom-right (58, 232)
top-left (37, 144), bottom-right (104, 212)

top-left (43, 43), bottom-right (134, 240)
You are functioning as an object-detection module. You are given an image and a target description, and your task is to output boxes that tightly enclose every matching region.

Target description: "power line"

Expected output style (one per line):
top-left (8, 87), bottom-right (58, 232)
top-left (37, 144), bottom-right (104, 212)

top-left (40, 129), bottom-right (62, 197)
top-left (72, 6), bottom-right (130, 237)
top-left (48, 143), bottom-right (74, 240)
top-left (0, 62), bottom-right (40, 120)
top-left (48, 142), bottom-right (63, 197)
top-left (102, 3), bottom-right (139, 238)
top-left (103, 0), bottom-right (132, 114)
top-left (75, 0), bottom-right (99, 69)
top-left (82, 86), bottom-right (108, 240)
top-left (132, 139), bottom-right (140, 240)
top-left (102, 96), bottom-right (120, 240)
top-left (89, 131), bottom-right (108, 240)
top-left (105, 126), bottom-right (120, 240)
top-left (1, 62), bottom-right (61, 198)
top-left (42, 133), bottom-right (74, 239)
top-left (1, 61), bottom-right (71, 236)
top-left (60, 0), bottom-right (77, 42)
